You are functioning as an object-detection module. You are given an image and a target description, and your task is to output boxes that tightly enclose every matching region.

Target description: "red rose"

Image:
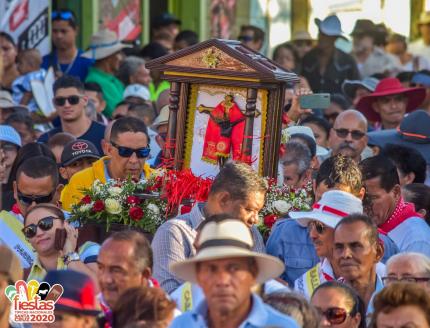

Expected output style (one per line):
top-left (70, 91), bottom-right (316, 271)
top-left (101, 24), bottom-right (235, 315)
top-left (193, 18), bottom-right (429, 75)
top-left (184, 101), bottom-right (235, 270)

top-left (129, 207), bottom-right (144, 221)
top-left (126, 196), bottom-right (140, 205)
top-left (92, 200), bottom-right (105, 212)
top-left (81, 195), bottom-right (92, 204)
top-left (264, 214), bottom-right (278, 229)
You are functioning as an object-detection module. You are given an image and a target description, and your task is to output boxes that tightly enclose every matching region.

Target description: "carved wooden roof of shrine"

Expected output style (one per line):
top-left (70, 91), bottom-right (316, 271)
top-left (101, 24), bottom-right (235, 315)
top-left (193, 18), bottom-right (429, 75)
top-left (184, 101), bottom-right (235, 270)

top-left (145, 38), bottom-right (299, 84)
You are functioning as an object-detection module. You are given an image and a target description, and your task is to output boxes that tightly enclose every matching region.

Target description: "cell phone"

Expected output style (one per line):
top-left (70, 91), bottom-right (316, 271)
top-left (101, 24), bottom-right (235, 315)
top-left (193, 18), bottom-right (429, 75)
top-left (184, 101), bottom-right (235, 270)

top-left (54, 228), bottom-right (67, 251)
top-left (299, 93), bottom-right (331, 109)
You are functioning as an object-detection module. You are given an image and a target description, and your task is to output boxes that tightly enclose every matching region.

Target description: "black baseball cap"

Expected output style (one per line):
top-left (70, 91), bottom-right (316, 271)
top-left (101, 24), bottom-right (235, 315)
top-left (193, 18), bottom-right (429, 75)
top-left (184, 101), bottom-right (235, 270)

top-left (61, 139), bottom-right (100, 166)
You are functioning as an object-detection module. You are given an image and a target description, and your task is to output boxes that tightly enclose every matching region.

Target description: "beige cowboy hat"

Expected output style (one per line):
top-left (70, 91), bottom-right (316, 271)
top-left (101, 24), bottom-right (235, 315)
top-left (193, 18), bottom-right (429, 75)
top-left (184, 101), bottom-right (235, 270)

top-left (82, 29), bottom-right (131, 60)
top-left (170, 220), bottom-right (285, 284)
top-left (151, 104), bottom-right (170, 130)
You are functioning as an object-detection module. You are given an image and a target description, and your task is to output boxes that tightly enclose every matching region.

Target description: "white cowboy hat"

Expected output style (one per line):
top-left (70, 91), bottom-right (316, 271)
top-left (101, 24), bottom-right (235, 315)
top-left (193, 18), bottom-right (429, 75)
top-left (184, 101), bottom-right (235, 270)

top-left (289, 190), bottom-right (363, 228)
top-left (170, 220), bottom-right (285, 284)
top-left (151, 105), bottom-right (169, 130)
top-left (82, 29), bottom-right (131, 60)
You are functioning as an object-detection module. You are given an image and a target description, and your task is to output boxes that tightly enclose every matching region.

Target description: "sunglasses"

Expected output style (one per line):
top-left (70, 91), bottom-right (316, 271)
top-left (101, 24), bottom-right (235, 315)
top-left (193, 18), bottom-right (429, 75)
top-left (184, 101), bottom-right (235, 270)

top-left (22, 216), bottom-right (61, 239)
top-left (317, 307), bottom-right (349, 325)
top-left (334, 128), bottom-right (366, 140)
top-left (1, 142), bottom-right (18, 152)
top-left (51, 11), bottom-right (75, 22)
top-left (308, 220), bottom-right (326, 234)
top-left (17, 191), bottom-right (55, 207)
top-left (110, 141), bottom-right (150, 158)
top-left (53, 95), bottom-right (81, 106)
top-left (238, 35), bottom-right (254, 42)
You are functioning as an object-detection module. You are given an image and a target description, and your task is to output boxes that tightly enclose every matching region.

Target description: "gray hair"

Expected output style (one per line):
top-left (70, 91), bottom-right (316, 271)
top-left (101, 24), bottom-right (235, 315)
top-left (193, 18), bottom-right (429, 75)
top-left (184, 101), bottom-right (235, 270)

top-left (281, 141), bottom-right (311, 176)
top-left (387, 252), bottom-right (430, 276)
top-left (118, 56), bottom-right (146, 85)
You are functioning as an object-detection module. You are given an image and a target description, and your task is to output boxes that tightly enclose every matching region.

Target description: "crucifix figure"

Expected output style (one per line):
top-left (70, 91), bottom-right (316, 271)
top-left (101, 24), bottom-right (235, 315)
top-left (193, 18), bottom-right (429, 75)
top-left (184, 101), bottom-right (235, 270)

top-left (198, 94), bottom-right (248, 167)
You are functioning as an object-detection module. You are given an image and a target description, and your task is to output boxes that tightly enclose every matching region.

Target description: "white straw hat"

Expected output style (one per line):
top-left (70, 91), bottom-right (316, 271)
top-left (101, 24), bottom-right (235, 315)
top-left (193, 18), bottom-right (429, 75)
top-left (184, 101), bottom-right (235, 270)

top-left (289, 190), bottom-right (363, 228)
top-left (82, 29), bottom-right (131, 60)
top-left (170, 220), bottom-right (285, 284)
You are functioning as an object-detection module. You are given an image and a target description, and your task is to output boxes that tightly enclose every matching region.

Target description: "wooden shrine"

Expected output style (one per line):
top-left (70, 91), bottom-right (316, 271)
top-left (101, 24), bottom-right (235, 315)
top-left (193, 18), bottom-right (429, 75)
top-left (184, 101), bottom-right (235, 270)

top-left (146, 39), bottom-right (299, 178)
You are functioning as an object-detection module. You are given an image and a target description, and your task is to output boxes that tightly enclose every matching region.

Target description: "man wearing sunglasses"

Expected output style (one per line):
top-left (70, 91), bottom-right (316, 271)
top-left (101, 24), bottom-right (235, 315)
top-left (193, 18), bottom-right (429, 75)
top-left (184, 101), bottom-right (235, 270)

top-left (42, 10), bottom-right (93, 81)
top-left (328, 109), bottom-right (369, 163)
top-left (13, 156), bottom-right (62, 218)
top-left (38, 75), bottom-right (105, 155)
top-left (290, 190), bottom-right (365, 299)
top-left (238, 25), bottom-right (265, 52)
top-left (61, 117), bottom-right (152, 211)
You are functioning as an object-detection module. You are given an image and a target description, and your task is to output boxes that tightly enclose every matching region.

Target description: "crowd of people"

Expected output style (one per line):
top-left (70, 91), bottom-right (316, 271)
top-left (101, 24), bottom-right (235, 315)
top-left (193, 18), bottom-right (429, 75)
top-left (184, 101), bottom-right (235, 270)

top-left (1, 8), bottom-right (430, 328)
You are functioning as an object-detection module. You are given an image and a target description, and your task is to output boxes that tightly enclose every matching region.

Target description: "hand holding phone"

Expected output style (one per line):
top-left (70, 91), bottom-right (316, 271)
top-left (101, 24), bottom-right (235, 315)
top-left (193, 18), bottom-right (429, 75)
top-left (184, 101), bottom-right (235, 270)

top-left (61, 221), bottom-right (78, 254)
top-left (287, 88), bottom-right (314, 122)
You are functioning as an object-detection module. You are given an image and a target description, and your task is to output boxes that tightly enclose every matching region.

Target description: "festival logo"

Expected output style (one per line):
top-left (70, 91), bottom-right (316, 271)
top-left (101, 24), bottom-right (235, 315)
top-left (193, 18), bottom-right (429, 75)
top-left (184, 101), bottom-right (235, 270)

top-left (5, 280), bottom-right (64, 324)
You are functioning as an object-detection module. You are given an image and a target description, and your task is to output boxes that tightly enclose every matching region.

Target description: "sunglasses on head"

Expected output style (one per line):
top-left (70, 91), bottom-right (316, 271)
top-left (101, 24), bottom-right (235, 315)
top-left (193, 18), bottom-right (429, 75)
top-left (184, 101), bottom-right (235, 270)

top-left (17, 191), bottom-right (55, 207)
top-left (110, 141), bottom-right (150, 158)
top-left (334, 128), bottom-right (366, 140)
top-left (308, 220), bottom-right (326, 234)
top-left (51, 11), bottom-right (75, 22)
top-left (22, 216), bottom-right (61, 239)
top-left (54, 95), bottom-right (81, 106)
top-left (318, 307), bottom-right (349, 325)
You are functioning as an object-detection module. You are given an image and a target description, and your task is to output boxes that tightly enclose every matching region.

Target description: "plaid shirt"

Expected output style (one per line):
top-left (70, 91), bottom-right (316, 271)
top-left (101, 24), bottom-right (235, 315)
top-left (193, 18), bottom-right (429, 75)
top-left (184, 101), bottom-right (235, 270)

top-left (152, 203), bottom-right (266, 293)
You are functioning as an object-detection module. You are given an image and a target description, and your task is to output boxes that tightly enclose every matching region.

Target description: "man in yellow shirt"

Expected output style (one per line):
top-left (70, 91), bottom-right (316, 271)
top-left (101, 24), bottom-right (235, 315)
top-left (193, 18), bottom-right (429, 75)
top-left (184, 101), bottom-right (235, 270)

top-left (61, 117), bottom-right (152, 211)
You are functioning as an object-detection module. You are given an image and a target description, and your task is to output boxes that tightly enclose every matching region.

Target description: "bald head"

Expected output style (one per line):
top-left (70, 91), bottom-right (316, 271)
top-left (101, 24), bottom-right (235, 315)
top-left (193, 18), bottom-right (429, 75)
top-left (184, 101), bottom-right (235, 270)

top-left (334, 109), bottom-right (368, 131)
top-left (329, 109), bottom-right (369, 162)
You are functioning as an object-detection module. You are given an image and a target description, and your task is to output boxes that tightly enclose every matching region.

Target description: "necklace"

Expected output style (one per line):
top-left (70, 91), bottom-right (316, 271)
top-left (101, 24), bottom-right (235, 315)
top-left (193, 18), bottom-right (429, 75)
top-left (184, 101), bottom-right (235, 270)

top-left (56, 49), bottom-right (78, 75)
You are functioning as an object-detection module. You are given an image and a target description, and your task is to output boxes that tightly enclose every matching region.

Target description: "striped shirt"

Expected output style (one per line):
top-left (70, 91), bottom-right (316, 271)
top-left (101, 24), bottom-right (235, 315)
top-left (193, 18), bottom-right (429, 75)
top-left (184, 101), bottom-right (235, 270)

top-left (152, 203), bottom-right (266, 293)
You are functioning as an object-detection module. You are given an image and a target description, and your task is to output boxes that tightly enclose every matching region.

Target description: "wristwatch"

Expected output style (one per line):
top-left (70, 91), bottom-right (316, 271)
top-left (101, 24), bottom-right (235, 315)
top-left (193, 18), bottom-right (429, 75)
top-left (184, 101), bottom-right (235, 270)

top-left (63, 252), bottom-right (80, 266)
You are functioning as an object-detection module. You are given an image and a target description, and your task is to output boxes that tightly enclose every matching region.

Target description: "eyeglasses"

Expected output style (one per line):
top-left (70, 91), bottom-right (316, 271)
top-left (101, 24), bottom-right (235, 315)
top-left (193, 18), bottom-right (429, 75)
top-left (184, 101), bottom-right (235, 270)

top-left (17, 191), bottom-right (55, 207)
top-left (51, 11), bottom-right (75, 22)
top-left (382, 276), bottom-right (430, 284)
top-left (53, 95), bottom-right (81, 106)
top-left (22, 216), bottom-right (61, 239)
top-left (334, 128), bottom-right (366, 140)
top-left (317, 307), bottom-right (349, 325)
top-left (308, 220), bottom-right (326, 234)
top-left (110, 141), bottom-right (150, 158)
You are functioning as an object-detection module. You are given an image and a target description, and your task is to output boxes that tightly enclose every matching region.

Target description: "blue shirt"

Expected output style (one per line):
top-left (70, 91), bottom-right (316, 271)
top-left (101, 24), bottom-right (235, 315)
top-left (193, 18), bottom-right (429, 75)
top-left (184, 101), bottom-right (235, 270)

top-left (266, 218), bottom-right (319, 286)
top-left (38, 121), bottom-right (105, 155)
top-left (42, 50), bottom-right (94, 82)
top-left (169, 294), bottom-right (299, 328)
top-left (379, 233), bottom-right (399, 263)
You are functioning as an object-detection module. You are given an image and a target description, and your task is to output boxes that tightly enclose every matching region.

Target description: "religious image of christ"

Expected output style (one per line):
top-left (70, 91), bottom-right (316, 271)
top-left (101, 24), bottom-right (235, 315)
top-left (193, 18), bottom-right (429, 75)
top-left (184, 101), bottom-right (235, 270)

top-left (199, 94), bottom-right (246, 166)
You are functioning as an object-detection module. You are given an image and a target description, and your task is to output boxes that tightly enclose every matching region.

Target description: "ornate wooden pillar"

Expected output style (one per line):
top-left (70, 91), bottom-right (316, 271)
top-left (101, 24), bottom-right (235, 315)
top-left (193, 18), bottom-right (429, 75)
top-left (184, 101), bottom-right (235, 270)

top-left (164, 81), bottom-right (181, 167)
top-left (241, 88), bottom-right (258, 164)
